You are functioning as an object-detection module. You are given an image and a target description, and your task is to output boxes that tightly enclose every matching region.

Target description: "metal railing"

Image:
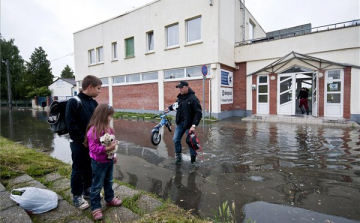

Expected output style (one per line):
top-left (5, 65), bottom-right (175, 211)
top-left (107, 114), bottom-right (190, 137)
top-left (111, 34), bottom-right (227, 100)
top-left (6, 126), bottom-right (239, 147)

top-left (236, 19), bottom-right (360, 46)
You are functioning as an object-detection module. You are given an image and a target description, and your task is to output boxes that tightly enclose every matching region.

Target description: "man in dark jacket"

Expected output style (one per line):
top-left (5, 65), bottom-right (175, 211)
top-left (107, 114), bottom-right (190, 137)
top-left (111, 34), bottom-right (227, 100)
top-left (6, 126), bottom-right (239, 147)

top-left (165, 81), bottom-right (202, 163)
top-left (65, 75), bottom-right (102, 210)
top-left (297, 87), bottom-right (309, 115)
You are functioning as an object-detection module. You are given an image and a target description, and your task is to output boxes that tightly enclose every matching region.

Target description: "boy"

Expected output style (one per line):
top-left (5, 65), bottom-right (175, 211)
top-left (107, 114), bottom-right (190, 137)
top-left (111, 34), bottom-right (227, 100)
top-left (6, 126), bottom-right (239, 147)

top-left (65, 75), bottom-right (102, 210)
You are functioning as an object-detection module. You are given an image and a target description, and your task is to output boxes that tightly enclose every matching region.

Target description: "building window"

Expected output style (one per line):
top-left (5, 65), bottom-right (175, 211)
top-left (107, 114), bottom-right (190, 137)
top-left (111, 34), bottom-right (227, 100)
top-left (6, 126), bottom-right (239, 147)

top-left (89, 49), bottom-right (95, 65)
top-left (249, 20), bottom-right (255, 40)
top-left (166, 23), bottom-right (179, 48)
top-left (186, 17), bottom-right (201, 43)
top-left (142, 72), bottom-right (158, 81)
top-left (112, 42), bottom-right (117, 60)
top-left (100, 77), bottom-right (108, 85)
top-left (147, 31), bottom-right (154, 52)
top-left (164, 68), bottom-right (184, 79)
top-left (113, 76), bottom-right (125, 84)
top-left (96, 47), bottom-right (103, 63)
top-left (127, 73), bottom-right (140, 82)
top-left (125, 37), bottom-right (135, 58)
top-left (186, 66), bottom-right (205, 77)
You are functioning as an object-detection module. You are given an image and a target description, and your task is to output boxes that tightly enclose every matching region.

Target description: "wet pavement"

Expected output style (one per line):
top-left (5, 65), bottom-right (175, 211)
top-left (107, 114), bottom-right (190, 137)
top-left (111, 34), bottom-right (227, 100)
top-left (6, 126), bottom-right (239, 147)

top-left (1, 108), bottom-right (360, 222)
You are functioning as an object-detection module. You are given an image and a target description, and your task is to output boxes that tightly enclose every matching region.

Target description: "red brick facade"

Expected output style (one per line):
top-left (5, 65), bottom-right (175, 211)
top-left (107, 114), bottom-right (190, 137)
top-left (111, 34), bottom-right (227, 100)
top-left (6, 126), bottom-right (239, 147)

top-left (164, 79), bottom-right (209, 111)
top-left (252, 75), bottom-right (257, 114)
top-left (96, 87), bottom-right (109, 104)
top-left (269, 73), bottom-right (278, 114)
top-left (343, 67), bottom-right (351, 119)
top-left (234, 62), bottom-right (247, 110)
top-left (112, 83), bottom-right (158, 110)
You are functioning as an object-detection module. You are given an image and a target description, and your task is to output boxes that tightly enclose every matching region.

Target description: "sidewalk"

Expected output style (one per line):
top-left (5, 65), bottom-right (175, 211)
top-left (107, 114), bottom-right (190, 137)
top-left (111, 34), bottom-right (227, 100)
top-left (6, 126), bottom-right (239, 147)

top-left (242, 114), bottom-right (360, 128)
top-left (0, 173), bottom-right (163, 222)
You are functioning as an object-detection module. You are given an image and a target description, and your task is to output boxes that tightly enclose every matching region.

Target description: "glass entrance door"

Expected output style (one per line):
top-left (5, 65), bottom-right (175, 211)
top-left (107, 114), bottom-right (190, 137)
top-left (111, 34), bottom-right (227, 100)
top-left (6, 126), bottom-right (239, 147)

top-left (278, 74), bottom-right (296, 115)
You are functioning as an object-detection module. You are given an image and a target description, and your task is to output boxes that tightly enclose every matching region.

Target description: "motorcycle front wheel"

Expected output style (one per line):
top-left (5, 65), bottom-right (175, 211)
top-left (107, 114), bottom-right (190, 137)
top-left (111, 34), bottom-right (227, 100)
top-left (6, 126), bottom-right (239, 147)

top-left (151, 130), bottom-right (161, 145)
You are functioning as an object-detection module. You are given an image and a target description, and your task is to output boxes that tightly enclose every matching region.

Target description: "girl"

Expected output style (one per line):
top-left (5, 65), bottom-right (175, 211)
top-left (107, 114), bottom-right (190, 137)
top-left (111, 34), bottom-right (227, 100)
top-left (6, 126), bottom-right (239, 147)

top-left (84, 104), bottom-right (122, 220)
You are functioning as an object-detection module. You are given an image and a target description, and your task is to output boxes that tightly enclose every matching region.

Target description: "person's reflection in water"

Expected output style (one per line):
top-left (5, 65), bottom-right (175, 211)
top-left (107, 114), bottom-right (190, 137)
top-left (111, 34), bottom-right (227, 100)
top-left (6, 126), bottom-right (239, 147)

top-left (170, 164), bottom-right (201, 216)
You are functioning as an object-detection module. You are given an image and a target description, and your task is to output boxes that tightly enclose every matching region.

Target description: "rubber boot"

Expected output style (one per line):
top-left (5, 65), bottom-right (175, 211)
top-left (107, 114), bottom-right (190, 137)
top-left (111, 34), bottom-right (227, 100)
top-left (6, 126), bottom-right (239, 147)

top-left (306, 109), bottom-right (309, 115)
top-left (175, 153), bottom-right (182, 164)
top-left (191, 156), bottom-right (196, 164)
top-left (299, 106), bottom-right (305, 114)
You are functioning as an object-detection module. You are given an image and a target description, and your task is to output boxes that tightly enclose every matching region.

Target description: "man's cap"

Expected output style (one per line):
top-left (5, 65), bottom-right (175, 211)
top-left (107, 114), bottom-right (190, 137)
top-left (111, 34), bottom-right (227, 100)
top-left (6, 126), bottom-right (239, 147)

top-left (175, 81), bottom-right (189, 88)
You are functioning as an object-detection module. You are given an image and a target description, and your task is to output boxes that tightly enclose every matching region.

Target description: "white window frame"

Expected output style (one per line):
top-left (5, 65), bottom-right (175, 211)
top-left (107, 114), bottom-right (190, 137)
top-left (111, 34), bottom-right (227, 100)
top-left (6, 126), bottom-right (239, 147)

top-left (96, 46), bottom-right (104, 63)
top-left (89, 49), bottom-right (95, 65)
top-left (186, 16), bottom-right (202, 44)
top-left (257, 75), bottom-right (269, 114)
top-left (113, 75), bottom-right (126, 85)
top-left (324, 69), bottom-right (343, 117)
top-left (166, 23), bottom-right (179, 48)
top-left (125, 37), bottom-right (135, 58)
top-left (146, 31), bottom-right (154, 53)
top-left (111, 42), bottom-right (118, 60)
top-left (164, 65), bottom-right (210, 80)
top-left (100, 77), bottom-right (109, 86)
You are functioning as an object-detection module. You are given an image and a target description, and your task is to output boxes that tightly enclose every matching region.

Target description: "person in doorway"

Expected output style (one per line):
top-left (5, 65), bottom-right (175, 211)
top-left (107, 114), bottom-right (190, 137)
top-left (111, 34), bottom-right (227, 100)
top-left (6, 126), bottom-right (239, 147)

top-left (165, 81), bottom-right (202, 164)
top-left (297, 87), bottom-right (309, 115)
top-left (84, 104), bottom-right (122, 220)
top-left (65, 75), bottom-right (102, 210)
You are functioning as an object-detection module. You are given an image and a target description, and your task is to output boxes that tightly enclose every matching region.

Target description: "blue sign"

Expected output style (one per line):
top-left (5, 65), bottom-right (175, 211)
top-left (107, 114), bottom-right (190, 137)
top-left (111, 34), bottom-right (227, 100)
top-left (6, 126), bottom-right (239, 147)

top-left (221, 70), bottom-right (233, 87)
top-left (221, 71), bottom-right (229, 85)
top-left (201, 65), bottom-right (208, 76)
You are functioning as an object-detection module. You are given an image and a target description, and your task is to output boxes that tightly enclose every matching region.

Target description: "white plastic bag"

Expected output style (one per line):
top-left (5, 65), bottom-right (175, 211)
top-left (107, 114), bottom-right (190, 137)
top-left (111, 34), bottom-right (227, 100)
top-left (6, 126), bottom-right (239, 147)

top-left (10, 187), bottom-right (58, 214)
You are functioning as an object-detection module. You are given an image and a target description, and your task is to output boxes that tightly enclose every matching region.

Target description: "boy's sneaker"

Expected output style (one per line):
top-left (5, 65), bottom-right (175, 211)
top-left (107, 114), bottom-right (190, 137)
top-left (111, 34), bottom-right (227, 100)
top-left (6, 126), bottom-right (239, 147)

top-left (73, 195), bottom-right (89, 210)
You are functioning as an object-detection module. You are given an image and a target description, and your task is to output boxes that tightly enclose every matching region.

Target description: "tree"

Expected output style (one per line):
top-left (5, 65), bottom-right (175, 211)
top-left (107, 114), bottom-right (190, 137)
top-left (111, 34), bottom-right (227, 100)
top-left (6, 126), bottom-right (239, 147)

top-left (0, 38), bottom-right (27, 100)
top-left (26, 47), bottom-right (53, 89)
top-left (60, 65), bottom-right (75, 79)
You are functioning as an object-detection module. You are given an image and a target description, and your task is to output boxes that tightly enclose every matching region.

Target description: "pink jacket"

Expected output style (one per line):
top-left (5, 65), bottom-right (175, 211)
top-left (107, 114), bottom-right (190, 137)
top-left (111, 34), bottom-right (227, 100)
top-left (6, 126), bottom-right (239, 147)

top-left (87, 126), bottom-right (114, 163)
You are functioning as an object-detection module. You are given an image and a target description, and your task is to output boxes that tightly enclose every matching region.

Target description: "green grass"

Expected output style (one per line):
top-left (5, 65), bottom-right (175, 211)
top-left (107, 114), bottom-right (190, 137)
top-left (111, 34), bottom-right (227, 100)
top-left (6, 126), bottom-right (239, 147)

top-left (0, 136), bottom-right (71, 181)
top-left (0, 136), bottom-right (210, 223)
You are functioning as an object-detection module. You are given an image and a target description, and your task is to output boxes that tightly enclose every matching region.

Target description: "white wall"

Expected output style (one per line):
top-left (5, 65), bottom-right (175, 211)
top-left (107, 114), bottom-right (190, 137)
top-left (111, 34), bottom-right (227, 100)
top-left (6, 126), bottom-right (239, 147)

top-left (48, 80), bottom-right (74, 98)
top-left (236, 26), bottom-right (360, 67)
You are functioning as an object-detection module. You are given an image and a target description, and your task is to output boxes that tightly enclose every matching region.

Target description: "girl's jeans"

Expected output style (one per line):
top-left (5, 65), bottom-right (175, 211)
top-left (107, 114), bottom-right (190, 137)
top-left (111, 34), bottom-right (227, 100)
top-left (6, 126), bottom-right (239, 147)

top-left (90, 159), bottom-right (114, 211)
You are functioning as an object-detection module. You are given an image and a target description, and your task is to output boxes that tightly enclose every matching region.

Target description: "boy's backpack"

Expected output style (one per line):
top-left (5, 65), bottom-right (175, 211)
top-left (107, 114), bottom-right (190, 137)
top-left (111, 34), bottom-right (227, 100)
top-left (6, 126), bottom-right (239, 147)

top-left (47, 96), bottom-right (81, 135)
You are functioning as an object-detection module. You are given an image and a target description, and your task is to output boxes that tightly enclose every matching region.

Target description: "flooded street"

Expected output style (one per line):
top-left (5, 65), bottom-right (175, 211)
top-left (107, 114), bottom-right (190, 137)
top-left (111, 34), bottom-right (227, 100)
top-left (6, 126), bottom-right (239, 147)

top-left (1, 108), bottom-right (360, 222)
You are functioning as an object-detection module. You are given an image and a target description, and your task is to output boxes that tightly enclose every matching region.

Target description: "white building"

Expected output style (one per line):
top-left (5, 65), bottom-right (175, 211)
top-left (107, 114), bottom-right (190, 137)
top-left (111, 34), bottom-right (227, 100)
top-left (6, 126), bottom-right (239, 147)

top-left (73, 0), bottom-right (360, 122)
top-left (48, 78), bottom-right (77, 101)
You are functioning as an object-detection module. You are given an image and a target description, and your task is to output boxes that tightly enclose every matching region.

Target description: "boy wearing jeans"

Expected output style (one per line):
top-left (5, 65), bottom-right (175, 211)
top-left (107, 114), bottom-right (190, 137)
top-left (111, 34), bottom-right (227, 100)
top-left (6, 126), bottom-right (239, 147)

top-left (65, 75), bottom-right (102, 210)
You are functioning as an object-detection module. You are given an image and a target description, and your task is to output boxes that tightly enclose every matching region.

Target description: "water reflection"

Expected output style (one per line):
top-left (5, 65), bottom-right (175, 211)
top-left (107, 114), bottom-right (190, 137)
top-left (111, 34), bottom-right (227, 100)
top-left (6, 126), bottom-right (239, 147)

top-left (1, 109), bottom-right (360, 222)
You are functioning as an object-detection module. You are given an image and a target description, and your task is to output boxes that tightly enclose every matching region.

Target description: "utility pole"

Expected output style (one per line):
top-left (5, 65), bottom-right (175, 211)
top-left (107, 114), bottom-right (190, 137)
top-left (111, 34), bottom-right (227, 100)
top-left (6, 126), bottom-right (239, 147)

top-left (5, 59), bottom-right (12, 109)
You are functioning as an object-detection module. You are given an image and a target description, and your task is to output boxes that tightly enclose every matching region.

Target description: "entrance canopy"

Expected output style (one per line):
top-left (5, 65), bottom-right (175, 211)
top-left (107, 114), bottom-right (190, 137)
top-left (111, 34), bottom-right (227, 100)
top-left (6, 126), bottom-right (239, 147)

top-left (248, 51), bottom-right (360, 76)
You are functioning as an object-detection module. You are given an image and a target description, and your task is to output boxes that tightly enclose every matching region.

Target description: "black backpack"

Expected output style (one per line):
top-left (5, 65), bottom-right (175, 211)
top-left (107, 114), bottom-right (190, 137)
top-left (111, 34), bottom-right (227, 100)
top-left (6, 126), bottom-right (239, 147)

top-left (47, 96), bottom-right (81, 135)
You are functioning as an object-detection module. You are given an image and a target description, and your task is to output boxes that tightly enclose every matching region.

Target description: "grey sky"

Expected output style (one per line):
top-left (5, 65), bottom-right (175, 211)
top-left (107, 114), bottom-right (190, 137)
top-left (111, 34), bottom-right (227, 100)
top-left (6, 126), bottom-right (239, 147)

top-left (1, 0), bottom-right (359, 77)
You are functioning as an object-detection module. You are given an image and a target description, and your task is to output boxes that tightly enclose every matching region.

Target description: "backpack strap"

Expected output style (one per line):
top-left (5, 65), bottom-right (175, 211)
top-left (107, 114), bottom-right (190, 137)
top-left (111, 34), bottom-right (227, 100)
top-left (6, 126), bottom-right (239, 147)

top-left (72, 96), bottom-right (82, 109)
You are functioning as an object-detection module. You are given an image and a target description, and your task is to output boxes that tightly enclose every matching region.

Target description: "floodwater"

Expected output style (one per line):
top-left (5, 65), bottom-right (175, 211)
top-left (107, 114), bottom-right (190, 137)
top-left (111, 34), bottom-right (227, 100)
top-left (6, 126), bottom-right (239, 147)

top-left (1, 108), bottom-right (360, 223)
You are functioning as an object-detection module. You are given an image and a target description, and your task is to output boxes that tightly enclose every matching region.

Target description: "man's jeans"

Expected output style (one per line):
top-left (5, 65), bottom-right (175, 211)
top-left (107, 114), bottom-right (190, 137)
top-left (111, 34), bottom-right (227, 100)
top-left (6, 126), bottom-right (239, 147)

top-left (90, 159), bottom-right (114, 211)
top-left (173, 121), bottom-right (197, 156)
top-left (70, 141), bottom-right (92, 197)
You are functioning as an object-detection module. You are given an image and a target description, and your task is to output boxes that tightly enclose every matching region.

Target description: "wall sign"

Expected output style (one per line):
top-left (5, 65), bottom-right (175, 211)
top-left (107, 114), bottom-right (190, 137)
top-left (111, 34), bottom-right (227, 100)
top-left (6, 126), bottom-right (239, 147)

top-left (221, 87), bottom-right (233, 104)
top-left (221, 70), bottom-right (233, 87)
